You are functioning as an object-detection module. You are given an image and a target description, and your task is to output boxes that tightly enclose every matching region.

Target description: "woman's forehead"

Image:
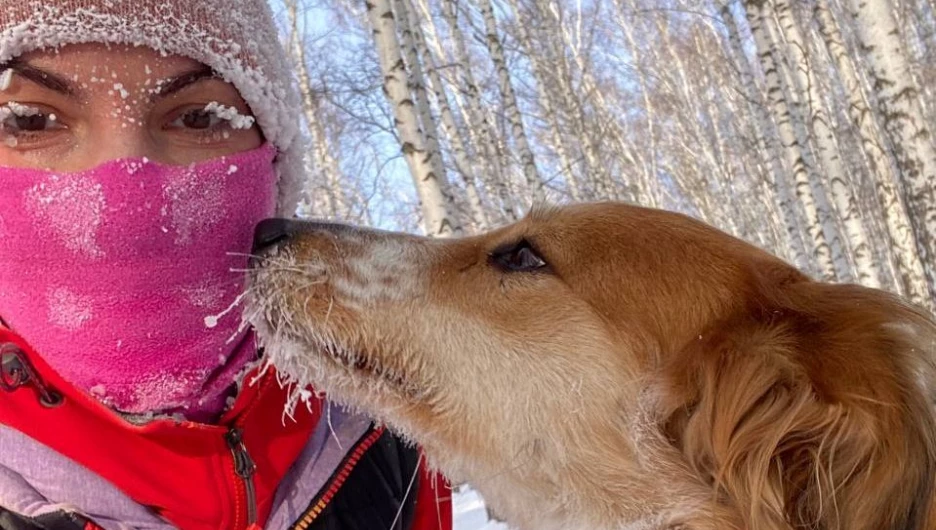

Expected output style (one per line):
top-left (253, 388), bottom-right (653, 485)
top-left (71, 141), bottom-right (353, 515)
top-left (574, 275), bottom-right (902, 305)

top-left (7, 43), bottom-right (231, 111)
top-left (17, 43), bottom-right (204, 77)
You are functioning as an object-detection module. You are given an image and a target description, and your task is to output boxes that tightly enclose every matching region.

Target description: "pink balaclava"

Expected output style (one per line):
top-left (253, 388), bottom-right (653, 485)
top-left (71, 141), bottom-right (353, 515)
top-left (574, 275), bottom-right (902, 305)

top-left (0, 1), bottom-right (307, 421)
top-left (0, 148), bottom-right (277, 421)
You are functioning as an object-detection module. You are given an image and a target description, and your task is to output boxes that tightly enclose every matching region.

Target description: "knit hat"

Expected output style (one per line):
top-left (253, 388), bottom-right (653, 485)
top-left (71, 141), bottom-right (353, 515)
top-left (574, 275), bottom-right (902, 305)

top-left (0, 0), bottom-right (304, 215)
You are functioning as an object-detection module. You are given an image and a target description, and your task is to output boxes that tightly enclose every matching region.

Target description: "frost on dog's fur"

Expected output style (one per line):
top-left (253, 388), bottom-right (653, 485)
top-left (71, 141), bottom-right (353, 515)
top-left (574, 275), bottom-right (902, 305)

top-left (248, 204), bottom-right (936, 530)
top-left (245, 239), bottom-right (435, 428)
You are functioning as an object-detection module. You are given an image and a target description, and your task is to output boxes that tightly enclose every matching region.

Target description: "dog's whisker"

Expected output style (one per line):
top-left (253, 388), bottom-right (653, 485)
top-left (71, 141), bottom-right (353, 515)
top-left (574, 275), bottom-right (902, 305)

top-left (203, 289), bottom-right (252, 329)
top-left (387, 452), bottom-right (422, 530)
top-left (326, 403), bottom-right (344, 452)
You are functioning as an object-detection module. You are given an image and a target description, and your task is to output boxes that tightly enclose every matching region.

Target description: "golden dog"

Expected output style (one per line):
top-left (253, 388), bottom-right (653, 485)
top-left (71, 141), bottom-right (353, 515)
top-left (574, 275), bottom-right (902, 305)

top-left (247, 203), bottom-right (936, 530)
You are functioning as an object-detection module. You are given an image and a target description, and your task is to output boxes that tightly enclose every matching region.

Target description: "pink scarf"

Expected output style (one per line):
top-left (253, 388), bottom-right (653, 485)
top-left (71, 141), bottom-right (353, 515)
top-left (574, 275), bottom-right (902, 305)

top-left (0, 145), bottom-right (277, 422)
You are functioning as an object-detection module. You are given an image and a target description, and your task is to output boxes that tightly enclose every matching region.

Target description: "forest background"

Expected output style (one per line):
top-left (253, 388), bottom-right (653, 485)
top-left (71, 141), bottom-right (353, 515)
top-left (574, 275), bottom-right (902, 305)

top-left (266, 0), bottom-right (935, 524)
top-left (267, 0), bottom-right (936, 313)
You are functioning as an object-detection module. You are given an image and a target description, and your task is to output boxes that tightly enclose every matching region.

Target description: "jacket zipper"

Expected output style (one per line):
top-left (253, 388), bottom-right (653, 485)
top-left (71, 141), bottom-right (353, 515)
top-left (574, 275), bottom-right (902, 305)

top-left (225, 427), bottom-right (258, 527)
top-left (292, 427), bottom-right (385, 530)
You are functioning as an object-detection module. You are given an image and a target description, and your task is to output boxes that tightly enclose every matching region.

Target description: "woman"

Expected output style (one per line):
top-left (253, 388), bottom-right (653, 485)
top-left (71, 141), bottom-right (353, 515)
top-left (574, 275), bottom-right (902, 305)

top-left (0, 1), bottom-right (452, 529)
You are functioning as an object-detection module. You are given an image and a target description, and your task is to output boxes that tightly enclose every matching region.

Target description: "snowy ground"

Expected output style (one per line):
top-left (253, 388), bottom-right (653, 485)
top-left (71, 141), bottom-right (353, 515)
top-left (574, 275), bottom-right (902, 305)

top-left (452, 487), bottom-right (511, 530)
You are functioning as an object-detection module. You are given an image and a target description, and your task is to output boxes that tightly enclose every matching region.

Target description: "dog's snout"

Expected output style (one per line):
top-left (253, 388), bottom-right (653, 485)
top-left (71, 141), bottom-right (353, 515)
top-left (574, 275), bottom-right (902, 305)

top-left (253, 218), bottom-right (296, 253)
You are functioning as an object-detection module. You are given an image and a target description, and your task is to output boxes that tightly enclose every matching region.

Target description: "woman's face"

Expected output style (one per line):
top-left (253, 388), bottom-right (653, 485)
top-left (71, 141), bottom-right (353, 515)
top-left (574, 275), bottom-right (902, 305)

top-left (0, 43), bottom-right (262, 170)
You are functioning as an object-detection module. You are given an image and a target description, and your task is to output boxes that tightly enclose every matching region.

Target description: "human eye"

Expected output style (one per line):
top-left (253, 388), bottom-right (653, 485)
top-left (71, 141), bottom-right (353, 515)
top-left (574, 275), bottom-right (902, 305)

top-left (170, 107), bottom-right (224, 130)
top-left (166, 102), bottom-right (255, 137)
top-left (0, 102), bottom-right (66, 147)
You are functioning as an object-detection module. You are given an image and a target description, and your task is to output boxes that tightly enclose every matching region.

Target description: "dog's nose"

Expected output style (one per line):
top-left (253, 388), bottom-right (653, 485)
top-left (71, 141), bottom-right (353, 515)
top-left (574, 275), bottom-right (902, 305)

top-left (253, 218), bottom-right (295, 253)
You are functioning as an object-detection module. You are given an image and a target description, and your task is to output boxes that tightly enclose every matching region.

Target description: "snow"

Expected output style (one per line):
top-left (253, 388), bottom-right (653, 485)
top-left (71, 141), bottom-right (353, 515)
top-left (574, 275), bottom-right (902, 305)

top-left (112, 82), bottom-right (130, 100)
top-left (453, 487), bottom-right (511, 530)
top-left (181, 282), bottom-right (226, 310)
top-left (2, 101), bottom-right (40, 117)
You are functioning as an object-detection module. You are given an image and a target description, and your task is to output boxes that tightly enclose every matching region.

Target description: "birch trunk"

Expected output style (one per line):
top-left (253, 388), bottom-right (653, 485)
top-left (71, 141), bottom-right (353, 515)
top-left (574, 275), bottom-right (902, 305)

top-left (614, 3), bottom-right (661, 207)
top-left (538, 0), bottom-right (612, 200)
top-left (439, 0), bottom-right (520, 222)
top-left (846, 0), bottom-right (936, 298)
top-left (476, 0), bottom-right (547, 205)
top-left (397, 0), bottom-right (489, 231)
top-left (410, 0), bottom-right (490, 230)
top-left (773, 0), bottom-right (879, 286)
top-left (650, 14), bottom-right (734, 228)
top-left (508, 0), bottom-right (583, 202)
top-left (365, 0), bottom-right (461, 237)
top-left (745, 0), bottom-right (838, 281)
top-left (541, 0), bottom-right (645, 203)
top-left (721, 2), bottom-right (809, 269)
top-left (286, 0), bottom-right (348, 220)
top-left (814, 0), bottom-right (932, 308)
top-left (654, 15), bottom-right (730, 188)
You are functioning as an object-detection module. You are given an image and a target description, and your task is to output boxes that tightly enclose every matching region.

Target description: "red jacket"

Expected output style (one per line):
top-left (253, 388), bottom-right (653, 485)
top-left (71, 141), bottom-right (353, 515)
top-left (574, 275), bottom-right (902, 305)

top-left (0, 325), bottom-right (452, 530)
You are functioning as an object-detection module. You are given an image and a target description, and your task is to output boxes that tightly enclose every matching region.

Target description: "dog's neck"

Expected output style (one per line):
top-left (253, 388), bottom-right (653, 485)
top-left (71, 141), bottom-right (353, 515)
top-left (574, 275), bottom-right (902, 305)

top-left (428, 401), bottom-right (740, 530)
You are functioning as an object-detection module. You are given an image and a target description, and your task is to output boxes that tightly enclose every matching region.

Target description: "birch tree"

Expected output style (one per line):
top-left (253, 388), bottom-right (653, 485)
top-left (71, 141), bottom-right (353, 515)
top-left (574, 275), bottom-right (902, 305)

top-left (721, 1), bottom-right (810, 270)
top-left (365, 0), bottom-right (462, 236)
top-left (536, 0), bottom-right (615, 200)
top-left (476, 0), bottom-right (547, 204)
top-left (744, 0), bottom-right (839, 281)
top-left (814, 0), bottom-right (932, 308)
top-left (506, 0), bottom-right (583, 201)
top-left (395, 0), bottom-right (489, 231)
top-left (772, 0), bottom-right (880, 286)
top-left (280, 0), bottom-right (936, 314)
top-left (285, 0), bottom-right (351, 220)
top-left (846, 0), bottom-right (936, 296)
top-left (614, 3), bottom-right (662, 208)
top-left (439, 0), bottom-right (520, 222)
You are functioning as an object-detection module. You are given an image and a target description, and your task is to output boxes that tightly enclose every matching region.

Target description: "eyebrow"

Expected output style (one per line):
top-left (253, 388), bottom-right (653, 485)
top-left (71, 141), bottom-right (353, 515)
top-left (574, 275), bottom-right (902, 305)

top-left (0, 59), bottom-right (79, 97)
top-left (154, 66), bottom-right (220, 100)
top-left (0, 61), bottom-right (221, 101)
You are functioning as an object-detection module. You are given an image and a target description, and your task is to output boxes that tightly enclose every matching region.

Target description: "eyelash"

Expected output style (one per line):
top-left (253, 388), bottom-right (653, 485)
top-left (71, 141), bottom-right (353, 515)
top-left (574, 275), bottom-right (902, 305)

top-left (164, 104), bottom-right (256, 142)
top-left (0, 101), bottom-right (255, 147)
top-left (0, 102), bottom-right (65, 145)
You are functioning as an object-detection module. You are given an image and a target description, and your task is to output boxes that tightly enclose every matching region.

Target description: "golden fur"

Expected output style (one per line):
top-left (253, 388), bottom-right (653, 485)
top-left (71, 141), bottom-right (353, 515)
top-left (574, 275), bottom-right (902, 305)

top-left (248, 202), bottom-right (936, 530)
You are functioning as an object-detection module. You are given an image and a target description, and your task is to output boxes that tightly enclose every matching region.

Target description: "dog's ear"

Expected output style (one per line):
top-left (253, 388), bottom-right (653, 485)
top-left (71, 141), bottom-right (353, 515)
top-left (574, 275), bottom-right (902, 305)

top-left (659, 281), bottom-right (936, 530)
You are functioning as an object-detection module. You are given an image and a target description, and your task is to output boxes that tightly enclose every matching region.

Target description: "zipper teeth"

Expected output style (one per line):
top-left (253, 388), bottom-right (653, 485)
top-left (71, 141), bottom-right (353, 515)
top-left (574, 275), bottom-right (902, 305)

top-left (292, 427), bottom-right (385, 530)
top-left (227, 427), bottom-right (259, 528)
top-left (226, 372), bottom-right (272, 529)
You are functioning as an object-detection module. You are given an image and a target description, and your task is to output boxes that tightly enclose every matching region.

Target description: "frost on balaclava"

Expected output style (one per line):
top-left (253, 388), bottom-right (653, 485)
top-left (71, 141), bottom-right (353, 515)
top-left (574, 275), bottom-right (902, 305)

top-left (0, 0), bottom-right (305, 216)
top-left (0, 1), bottom-right (308, 421)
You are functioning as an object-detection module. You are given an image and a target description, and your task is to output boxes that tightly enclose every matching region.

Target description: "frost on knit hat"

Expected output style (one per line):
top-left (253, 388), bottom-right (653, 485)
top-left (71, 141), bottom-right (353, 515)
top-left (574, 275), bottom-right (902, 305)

top-left (0, 0), bottom-right (304, 215)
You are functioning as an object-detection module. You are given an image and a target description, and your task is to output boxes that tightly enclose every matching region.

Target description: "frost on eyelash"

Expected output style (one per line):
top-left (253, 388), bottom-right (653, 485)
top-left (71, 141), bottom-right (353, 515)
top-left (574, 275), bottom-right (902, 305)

top-left (0, 102), bottom-right (43, 147)
top-left (0, 68), bottom-right (12, 91)
top-left (204, 102), bottom-right (255, 130)
top-left (1, 101), bottom-right (40, 117)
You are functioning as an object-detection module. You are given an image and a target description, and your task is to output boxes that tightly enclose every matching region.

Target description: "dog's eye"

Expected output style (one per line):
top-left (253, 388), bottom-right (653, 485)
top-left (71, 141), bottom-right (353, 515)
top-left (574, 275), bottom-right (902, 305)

top-left (490, 239), bottom-right (548, 272)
